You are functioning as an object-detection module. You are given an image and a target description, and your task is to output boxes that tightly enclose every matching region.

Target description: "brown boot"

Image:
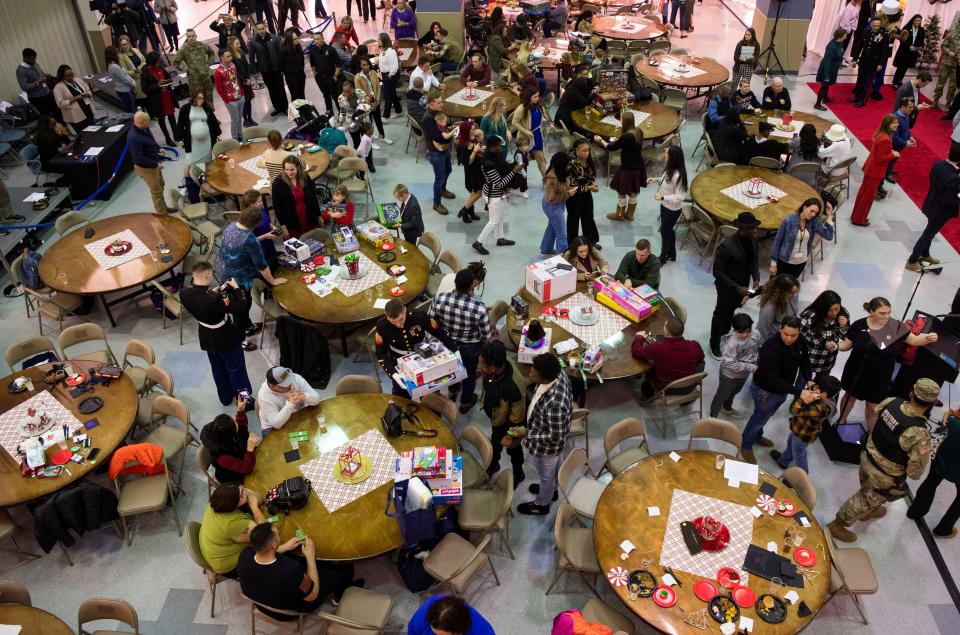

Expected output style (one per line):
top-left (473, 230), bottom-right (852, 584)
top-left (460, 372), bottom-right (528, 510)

top-left (624, 202), bottom-right (637, 221)
top-left (741, 449), bottom-right (756, 464)
top-left (863, 506), bottom-right (887, 520)
top-left (606, 203), bottom-right (626, 221)
top-left (827, 519), bottom-right (857, 543)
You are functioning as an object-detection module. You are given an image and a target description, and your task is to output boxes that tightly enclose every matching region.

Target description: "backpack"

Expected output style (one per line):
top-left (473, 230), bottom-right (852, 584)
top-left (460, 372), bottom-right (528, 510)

top-left (265, 476), bottom-right (313, 515)
top-left (19, 250), bottom-right (42, 289)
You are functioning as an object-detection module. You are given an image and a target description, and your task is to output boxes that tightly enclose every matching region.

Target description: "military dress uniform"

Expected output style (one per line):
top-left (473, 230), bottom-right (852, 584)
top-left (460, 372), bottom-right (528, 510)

top-left (935, 26), bottom-right (960, 108)
top-left (831, 393), bottom-right (933, 540)
top-left (374, 311), bottom-right (455, 396)
top-left (174, 41), bottom-right (217, 101)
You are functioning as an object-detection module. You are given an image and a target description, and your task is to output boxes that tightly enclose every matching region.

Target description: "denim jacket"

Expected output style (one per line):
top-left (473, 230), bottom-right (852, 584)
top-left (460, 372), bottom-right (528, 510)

top-left (770, 213), bottom-right (834, 265)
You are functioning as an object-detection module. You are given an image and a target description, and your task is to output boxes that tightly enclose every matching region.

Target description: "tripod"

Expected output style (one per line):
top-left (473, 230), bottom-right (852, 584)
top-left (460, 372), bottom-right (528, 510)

top-left (757, 0), bottom-right (786, 79)
top-left (900, 262), bottom-right (950, 323)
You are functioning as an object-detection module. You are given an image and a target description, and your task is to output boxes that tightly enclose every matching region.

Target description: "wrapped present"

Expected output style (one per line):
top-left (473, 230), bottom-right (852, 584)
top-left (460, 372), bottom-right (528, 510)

top-left (303, 238), bottom-right (326, 257)
top-left (395, 451), bottom-right (463, 504)
top-left (355, 219), bottom-right (392, 247)
top-left (519, 325), bottom-right (552, 364)
top-left (511, 294), bottom-right (530, 319)
top-left (525, 255), bottom-right (576, 303)
top-left (568, 31), bottom-right (591, 52)
top-left (283, 238), bottom-right (311, 263)
top-left (592, 274), bottom-right (653, 322)
top-left (376, 202), bottom-right (402, 227)
top-left (747, 177), bottom-right (764, 196)
top-left (333, 225), bottom-right (360, 253)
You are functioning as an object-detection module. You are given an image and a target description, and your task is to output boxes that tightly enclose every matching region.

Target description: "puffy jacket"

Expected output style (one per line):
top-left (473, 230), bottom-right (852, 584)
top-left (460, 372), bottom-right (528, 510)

top-left (109, 442), bottom-right (165, 479)
top-left (33, 482), bottom-right (119, 553)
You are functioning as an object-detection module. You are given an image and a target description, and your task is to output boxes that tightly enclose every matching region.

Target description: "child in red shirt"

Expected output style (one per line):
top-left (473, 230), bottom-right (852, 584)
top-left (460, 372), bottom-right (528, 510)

top-left (322, 184), bottom-right (355, 226)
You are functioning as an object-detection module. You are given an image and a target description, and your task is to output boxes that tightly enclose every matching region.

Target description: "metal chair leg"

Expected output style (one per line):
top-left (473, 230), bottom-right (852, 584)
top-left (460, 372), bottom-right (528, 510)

top-left (488, 557), bottom-right (501, 585)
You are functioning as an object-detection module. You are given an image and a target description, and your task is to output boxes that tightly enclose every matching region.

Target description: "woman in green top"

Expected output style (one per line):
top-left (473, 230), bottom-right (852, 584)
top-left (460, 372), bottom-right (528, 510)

top-left (199, 483), bottom-right (266, 577)
top-left (487, 24), bottom-right (509, 79)
top-left (479, 97), bottom-right (511, 143)
top-left (908, 410), bottom-right (960, 538)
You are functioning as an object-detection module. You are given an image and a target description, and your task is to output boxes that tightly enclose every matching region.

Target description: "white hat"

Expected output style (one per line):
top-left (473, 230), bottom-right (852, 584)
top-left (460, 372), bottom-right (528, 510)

top-left (825, 124), bottom-right (847, 142)
top-left (880, 0), bottom-right (900, 15)
top-left (267, 366), bottom-right (293, 388)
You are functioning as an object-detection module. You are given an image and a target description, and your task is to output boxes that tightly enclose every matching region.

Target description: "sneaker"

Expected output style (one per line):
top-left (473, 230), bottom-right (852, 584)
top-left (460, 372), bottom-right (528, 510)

top-left (8, 214), bottom-right (26, 222)
top-left (517, 501), bottom-right (551, 515)
top-left (904, 261), bottom-right (922, 273)
top-left (372, 143), bottom-right (382, 151)
top-left (527, 484), bottom-right (559, 501)
top-left (722, 406), bottom-right (743, 418)
top-left (520, 192), bottom-right (529, 199)
top-left (379, 136), bottom-right (394, 145)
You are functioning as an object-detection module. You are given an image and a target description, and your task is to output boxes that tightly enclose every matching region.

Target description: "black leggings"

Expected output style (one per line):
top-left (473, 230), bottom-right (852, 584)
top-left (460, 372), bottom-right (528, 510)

top-left (156, 114), bottom-right (177, 144)
top-left (566, 191), bottom-right (598, 246)
top-left (908, 466), bottom-right (960, 536)
top-left (659, 205), bottom-right (681, 261)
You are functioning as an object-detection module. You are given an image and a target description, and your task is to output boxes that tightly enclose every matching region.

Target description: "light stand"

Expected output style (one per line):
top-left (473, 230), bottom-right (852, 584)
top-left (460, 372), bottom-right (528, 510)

top-left (757, 0), bottom-right (786, 80)
top-left (900, 262), bottom-right (949, 323)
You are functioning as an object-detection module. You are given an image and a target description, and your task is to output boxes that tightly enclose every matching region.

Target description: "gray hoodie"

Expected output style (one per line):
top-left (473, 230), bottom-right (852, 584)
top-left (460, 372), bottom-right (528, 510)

top-left (720, 330), bottom-right (763, 379)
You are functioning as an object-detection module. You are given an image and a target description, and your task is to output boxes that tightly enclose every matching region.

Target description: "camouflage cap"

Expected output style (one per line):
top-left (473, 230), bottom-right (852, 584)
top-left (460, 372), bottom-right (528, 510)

top-left (913, 378), bottom-right (940, 404)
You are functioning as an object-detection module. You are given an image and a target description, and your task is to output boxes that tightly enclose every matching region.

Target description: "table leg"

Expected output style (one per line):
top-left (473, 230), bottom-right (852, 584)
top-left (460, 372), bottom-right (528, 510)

top-left (100, 294), bottom-right (117, 327)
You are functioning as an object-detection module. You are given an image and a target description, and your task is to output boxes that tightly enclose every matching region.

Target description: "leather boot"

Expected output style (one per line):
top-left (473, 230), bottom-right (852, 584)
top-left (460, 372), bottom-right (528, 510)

top-left (863, 506), bottom-right (887, 520)
top-left (827, 519), bottom-right (857, 543)
top-left (606, 203), bottom-right (627, 221)
top-left (624, 202), bottom-right (637, 221)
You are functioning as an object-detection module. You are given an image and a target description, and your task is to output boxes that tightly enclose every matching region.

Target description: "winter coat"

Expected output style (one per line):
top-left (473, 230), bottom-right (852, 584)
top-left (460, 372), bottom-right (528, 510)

top-left (33, 482), bottom-right (119, 553)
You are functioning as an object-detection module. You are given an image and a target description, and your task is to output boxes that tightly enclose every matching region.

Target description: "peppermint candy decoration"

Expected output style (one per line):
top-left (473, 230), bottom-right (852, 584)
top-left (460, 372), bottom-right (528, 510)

top-left (756, 493), bottom-right (777, 515)
top-left (607, 566), bottom-right (629, 587)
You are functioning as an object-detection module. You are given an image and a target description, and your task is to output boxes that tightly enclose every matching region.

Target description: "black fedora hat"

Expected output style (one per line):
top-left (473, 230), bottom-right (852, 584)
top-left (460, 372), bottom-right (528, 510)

top-left (734, 212), bottom-right (761, 228)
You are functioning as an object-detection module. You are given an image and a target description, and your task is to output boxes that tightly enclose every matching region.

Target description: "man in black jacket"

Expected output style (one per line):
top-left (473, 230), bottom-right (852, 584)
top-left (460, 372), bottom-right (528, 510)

top-left (309, 32), bottom-right (341, 116)
top-left (851, 18), bottom-right (889, 107)
top-left (741, 316), bottom-right (815, 463)
top-left (554, 66), bottom-right (594, 135)
top-left (741, 121), bottom-right (788, 165)
top-left (180, 262), bottom-right (254, 408)
top-left (709, 212), bottom-right (761, 357)
top-left (210, 14), bottom-right (246, 52)
top-left (905, 145), bottom-right (960, 272)
top-left (249, 21), bottom-right (287, 116)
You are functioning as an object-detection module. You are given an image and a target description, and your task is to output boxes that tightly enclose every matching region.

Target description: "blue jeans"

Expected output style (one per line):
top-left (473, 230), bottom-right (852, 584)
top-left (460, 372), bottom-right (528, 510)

top-left (742, 383), bottom-right (788, 451)
top-left (533, 452), bottom-right (562, 506)
top-left (117, 91), bottom-right (137, 113)
top-left (540, 199), bottom-right (568, 254)
top-left (427, 150), bottom-right (451, 205)
top-left (449, 341), bottom-right (482, 406)
top-left (777, 432), bottom-right (809, 472)
top-left (670, 0), bottom-right (688, 30)
top-left (208, 345), bottom-right (253, 407)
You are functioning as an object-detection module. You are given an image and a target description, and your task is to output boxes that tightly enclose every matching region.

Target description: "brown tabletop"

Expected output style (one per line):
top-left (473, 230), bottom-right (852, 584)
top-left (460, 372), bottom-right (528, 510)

top-left (38, 213), bottom-right (192, 297)
top-left (605, 0), bottom-right (643, 9)
top-left (637, 55), bottom-right (730, 89)
top-left (690, 165), bottom-right (821, 231)
top-left (439, 80), bottom-right (522, 119)
top-left (594, 450), bottom-right (830, 634)
top-left (532, 37), bottom-right (575, 72)
top-left (272, 239), bottom-right (429, 326)
top-left (742, 109), bottom-right (836, 139)
top-left (505, 283), bottom-right (670, 382)
top-left (0, 361), bottom-right (138, 507)
top-left (0, 605), bottom-right (73, 635)
top-left (244, 393), bottom-right (457, 560)
top-left (592, 15), bottom-right (667, 41)
top-left (205, 141), bottom-right (332, 197)
top-left (572, 101), bottom-right (681, 141)
top-left (366, 39), bottom-right (421, 70)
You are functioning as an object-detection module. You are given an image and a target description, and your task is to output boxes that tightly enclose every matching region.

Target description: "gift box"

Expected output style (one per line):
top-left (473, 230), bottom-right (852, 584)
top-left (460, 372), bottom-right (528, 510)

top-left (511, 294), bottom-right (530, 319)
top-left (376, 202), bottom-right (402, 227)
top-left (525, 256), bottom-right (577, 303)
top-left (518, 325), bottom-right (553, 364)
top-left (582, 345), bottom-right (604, 374)
top-left (522, 0), bottom-right (551, 15)
top-left (303, 238), bottom-right (326, 257)
top-left (592, 91), bottom-right (626, 116)
top-left (398, 348), bottom-right (461, 387)
top-left (395, 450), bottom-right (463, 505)
top-left (632, 283), bottom-right (662, 305)
top-left (355, 219), bottom-right (393, 247)
top-left (592, 274), bottom-right (653, 322)
top-left (394, 363), bottom-right (467, 399)
top-left (337, 446), bottom-right (363, 478)
top-left (333, 226), bottom-right (360, 253)
top-left (747, 177), bottom-right (764, 196)
top-left (283, 238), bottom-right (311, 263)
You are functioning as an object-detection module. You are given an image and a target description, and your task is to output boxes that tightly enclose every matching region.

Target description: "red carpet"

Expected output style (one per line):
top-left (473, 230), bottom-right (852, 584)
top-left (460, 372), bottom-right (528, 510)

top-left (807, 82), bottom-right (960, 254)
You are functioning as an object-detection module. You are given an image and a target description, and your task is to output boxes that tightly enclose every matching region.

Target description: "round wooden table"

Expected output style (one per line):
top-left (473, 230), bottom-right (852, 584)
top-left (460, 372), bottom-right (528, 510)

top-left (366, 39), bottom-right (421, 70)
top-left (505, 283), bottom-right (670, 383)
top-left (572, 101), bottom-right (681, 141)
top-left (637, 55), bottom-right (730, 92)
top-left (592, 15), bottom-right (667, 41)
top-left (605, 0), bottom-right (645, 10)
top-left (690, 165), bottom-right (821, 231)
top-left (0, 605), bottom-right (73, 635)
top-left (37, 213), bottom-right (192, 327)
top-left (0, 361), bottom-right (138, 507)
top-left (742, 109), bottom-right (836, 139)
top-left (594, 450), bottom-right (830, 634)
top-left (244, 393), bottom-right (457, 560)
top-left (271, 239), bottom-right (429, 355)
top-left (204, 141), bottom-right (332, 197)
top-left (439, 80), bottom-right (522, 119)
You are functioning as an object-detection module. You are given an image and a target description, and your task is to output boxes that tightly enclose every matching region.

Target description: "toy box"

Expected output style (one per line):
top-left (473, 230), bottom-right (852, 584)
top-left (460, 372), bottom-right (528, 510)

top-left (592, 92), bottom-right (626, 116)
top-left (397, 349), bottom-right (461, 387)
top-left (376, 202), bottom-right (402, 227)
top-left (355, 219), bottom-right (392, 247)
top-left (582, 345), bottom-right (604, 374)
top-left (592, 274), bottom-right (653, 322)
top-left (632, 283), bottom-right (662, 305)
top-left (395, 450), bottom-right (463, 505)
top-left (525, 256), bottom-right (577, 303)
top-left (332, 225), bottom-right (359, 253)
top-left (518, 325), bottom-right (553, 364)
top-left (284, 238), bottom-right (311, 263)
top-left (522, 0), bottom-right (551, 15)
top-left (394, 363), bottom-right (467, 399)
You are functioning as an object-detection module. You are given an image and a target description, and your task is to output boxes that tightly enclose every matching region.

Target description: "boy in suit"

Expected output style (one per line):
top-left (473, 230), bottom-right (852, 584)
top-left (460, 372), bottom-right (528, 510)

top-left (394, 183), bottom-right (424, 245)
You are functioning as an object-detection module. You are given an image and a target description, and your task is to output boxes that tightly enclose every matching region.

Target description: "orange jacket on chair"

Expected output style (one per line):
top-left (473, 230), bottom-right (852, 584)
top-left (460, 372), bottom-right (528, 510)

top-left (108, 443), bottom-right (166, 480)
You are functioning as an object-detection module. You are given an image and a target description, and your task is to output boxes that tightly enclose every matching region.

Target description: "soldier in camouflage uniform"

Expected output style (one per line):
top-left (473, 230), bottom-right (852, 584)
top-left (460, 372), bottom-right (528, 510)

top-left (934, 23), bottom-right (960, 109)
top-left (827, 378), bottom-right (939, 542)
top-left (174, 29), bottom-right (216, 100)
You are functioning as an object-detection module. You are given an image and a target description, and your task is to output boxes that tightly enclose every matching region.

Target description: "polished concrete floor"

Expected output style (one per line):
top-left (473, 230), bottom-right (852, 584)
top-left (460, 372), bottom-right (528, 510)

top-left (1, 1), bottom-right (958, 633)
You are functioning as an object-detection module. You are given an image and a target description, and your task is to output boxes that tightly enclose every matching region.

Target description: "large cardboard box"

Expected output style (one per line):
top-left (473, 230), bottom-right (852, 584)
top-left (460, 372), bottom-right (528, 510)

top-left (518, 326), bottom-right (553, 364)
top-left (525, 256), bottom-right (577, 303)
top-left (395, 451), bottom-right (463, 505)
top-left (283, 238), bottom-right (310, 262)
top-left (394, 362), bottom-right (467, 399)
top-left (397, 350), bottom-right (461, 387)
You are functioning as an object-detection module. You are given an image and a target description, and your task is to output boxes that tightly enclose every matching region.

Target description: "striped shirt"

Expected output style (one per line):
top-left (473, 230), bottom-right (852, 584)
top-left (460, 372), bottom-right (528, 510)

top-left (482, 157), bottom-right (514, 199)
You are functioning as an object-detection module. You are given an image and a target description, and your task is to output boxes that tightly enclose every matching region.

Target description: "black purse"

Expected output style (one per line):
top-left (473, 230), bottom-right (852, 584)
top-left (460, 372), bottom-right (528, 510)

top-left (381, 402), bottom-right (438, 438)
top-left (265, 476), bottom-right (312, 515)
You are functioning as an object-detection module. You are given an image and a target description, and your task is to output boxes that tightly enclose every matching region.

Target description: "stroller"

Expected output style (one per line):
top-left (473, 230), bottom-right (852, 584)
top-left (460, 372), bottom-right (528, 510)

top-left (287, 100), bottom-right (330, 142)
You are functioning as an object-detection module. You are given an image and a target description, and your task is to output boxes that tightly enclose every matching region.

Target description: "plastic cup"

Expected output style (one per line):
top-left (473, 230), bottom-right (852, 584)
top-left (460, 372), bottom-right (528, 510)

top-left (715, 454), bottom-right (725, 470)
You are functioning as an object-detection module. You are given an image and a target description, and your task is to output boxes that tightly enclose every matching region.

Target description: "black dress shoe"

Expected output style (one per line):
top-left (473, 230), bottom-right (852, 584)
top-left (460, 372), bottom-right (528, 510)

top-left (870, 92), bottom-right (883, 100)
top-left (496, 238), bottom-right (515, 246)
top-left (517, 501), bottom-right (550, 515)
top-left (528, 483), bottom-right (559, 501)
top-left (851, 220), bottom-right (871, 227)
top-left (472, 241), bottom-right (489, 255)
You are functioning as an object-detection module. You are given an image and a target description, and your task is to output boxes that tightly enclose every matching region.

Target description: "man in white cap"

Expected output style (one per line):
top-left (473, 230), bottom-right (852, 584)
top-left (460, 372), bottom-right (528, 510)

top-left (818, 124), bottom-right (854, 170)
top-left (256, 366), bottom-right (321, 432)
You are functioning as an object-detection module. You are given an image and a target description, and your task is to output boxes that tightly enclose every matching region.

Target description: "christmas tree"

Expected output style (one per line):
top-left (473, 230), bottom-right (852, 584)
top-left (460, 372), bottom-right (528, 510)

top-left (920, 14), bottom-right (942, 68)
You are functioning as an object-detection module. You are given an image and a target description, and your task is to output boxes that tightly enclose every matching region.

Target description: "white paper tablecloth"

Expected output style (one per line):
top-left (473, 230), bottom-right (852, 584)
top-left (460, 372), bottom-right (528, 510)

top-left (84, 229), bottom-right (151, 270)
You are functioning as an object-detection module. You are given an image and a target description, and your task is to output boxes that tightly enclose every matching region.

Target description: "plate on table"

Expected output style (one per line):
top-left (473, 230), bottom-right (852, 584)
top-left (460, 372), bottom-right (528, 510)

top-left (776, 498), bottom-right (797, 516)
top-left (732, 585), bottom-right (756, 608)
top-left (708, 595), bottom-right (740, 623)
top-left (64, 374), bottom-right (87, 387)
top-left (717, 567), bottom-right (741, 589)
top-left (741, 184), bottom-right (764, 199)
top-left (104, 241), bottom-right (133, 256)
top-left (338, 263), bottom-right (368, 280)
top-left (794, 546), bottom-right (816, 567)
top-left (627, 569), bottom-right (657, 598)
top-left (652, 585), bottom-right (676, 608)
top-left (78, 396), bottom-right (103, 414)
top-left (16, 417), bottom-right (55, 438)
top-left (694, 579), bottom-right (718, 602)
top-left (51, 449), bottom-right (74, 465)
top-left (694, 516), bottom-right (730, 552)
top-left (44, 368), bottom-right (67, 385)
top-left (378, 252), bottom-right (397, 263)
top-left (386, 264), bottom-right (406, 276)
top-left (390, 286), bottom-right (406, 297)
top-left (756, 594), bottom-right (788, 623)
top-left (568, 306), bottom-right (600, 326)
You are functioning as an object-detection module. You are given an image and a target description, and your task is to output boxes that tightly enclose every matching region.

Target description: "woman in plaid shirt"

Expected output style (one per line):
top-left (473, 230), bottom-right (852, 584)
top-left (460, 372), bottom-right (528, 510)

top-left (799, 290), bottom-right (851, 374)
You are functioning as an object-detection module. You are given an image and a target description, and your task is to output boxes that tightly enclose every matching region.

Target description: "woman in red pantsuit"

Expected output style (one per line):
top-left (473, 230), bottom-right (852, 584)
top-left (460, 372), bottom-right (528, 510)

top-left (851, 114), bottom-right (899, 226)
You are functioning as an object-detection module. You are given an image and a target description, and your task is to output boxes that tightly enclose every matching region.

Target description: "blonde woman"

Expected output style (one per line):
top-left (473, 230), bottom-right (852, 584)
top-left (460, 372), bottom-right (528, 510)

top-left (479, 97), bottom-right (511, 142)
top-left (510, 87), bottom-right (549, 177)
top-left (118, 35), bottom-right (147, 110)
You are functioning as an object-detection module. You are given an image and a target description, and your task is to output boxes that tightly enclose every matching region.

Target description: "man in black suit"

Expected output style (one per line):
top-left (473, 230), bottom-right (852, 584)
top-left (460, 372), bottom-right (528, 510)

top-left (851, 18), bottom-right (889, 107)
top-left (905, 145), bottom-right (960, 272)
top-left (394, 184), bottom-right (424, 245)
top-left (709, 212), bottom-right (761, 358)
top-left (894, 70), bottom-right (932, 126)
